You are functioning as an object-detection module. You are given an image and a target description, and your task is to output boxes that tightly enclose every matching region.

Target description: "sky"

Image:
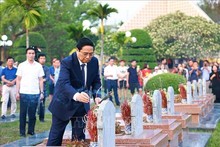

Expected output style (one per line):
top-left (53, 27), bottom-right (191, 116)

top-left (99, 0), bottom-right (201, 25)
top-left (99, 0), bottom-right (148, 25)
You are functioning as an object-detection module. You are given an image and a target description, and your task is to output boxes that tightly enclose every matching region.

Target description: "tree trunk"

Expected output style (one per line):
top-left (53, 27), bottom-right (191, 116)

top-left (100, 19), bottom-right (104, 79)
top-left (26, 28), bottom-right (29, 48)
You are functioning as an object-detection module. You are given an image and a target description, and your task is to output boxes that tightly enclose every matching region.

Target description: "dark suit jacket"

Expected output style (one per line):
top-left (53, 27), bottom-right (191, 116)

top-left (48, 52), bottom-right (101, 121)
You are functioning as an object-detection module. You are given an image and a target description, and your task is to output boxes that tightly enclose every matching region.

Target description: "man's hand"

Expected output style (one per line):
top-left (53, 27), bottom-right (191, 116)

top-left (95, 97), bottom-right (101, 105)
top-left (16, 93), bottom-right (20, 100)
top-left (77, 92), bottom-right (90, 103)
top-left (40, 93), bottom-right (44, 100)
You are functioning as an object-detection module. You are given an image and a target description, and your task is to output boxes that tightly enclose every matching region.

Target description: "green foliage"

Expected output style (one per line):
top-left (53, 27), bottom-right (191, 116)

top-left (87, 3), bottom-right (118, 20)
top-left (130, 29), bottom-right (152, 48)
top-left (121, 48), bottom-right (157, 69)
top-left (207, 122), bottom-right (220, 147)
top-left (144, 73), bottom-right (186, 94)
top-left (119, 29), bottom-right (156, 69)
top-left (146, 11), bottom-right (220, 59)
top-left (9, 32), bottom-right (47, 62)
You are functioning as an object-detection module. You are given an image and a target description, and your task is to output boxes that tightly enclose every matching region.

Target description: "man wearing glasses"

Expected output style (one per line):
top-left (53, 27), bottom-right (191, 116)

top-left (47, 37), bottom-right (101, 146)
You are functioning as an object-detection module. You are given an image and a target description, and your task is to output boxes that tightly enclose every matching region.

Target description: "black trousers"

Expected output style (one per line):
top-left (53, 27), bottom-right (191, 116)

top-left (47, 106), bottom-right (87, 146)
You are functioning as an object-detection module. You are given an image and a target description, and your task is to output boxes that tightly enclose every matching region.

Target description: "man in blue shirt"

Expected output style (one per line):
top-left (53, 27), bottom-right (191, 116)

top-left (37, 54), bottom-right (50, 122)
top-left (1, 57), bottom-right (17, 119)
top-left (127, 60), bottom-right (141, 95)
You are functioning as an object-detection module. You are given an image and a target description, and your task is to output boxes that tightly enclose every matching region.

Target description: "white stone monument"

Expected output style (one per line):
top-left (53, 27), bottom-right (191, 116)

top-left (97, 100), bottom-right (115, 147)
top-left (167, 86), bottom-right (175, 115)
top-left (202, 78), bottom-right (207, 95)
top-left (192, 80), bottom-right (198, 99)
top-left (187, 81), bottom-right (193, 104)
top-left (131, 94), bottom-right (143, 136)
top-left (198, 79), bottom-right (203, 97)
top-left (152, 90), bottom-right (162, 123)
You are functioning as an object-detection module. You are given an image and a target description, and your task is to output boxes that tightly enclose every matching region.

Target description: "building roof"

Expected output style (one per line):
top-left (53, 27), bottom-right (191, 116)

top-left (118, 1), bottom-right (213, 31)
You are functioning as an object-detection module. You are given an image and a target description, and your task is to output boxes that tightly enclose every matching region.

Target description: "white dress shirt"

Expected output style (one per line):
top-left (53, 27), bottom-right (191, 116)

top-left (16, 60), bottom-right (44, 94)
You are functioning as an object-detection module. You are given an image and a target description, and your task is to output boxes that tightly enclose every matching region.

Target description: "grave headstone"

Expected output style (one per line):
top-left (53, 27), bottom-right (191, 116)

top-left (131, 94), bottom-right (143, 136)
top-left (187, 81), bottom-right (193, 104)
top-left (192, 80), bottom-right (198, 99)
top-left (152, 90), bottom-right (162, 123)
top-left (202, 78), bottom-right (207, 95)
top-left (167, 86), bottom-right (175, 115)
top-left (97, 100), bottom-right (115, 147)
top-left (198, 79), bottom-right (203, 97)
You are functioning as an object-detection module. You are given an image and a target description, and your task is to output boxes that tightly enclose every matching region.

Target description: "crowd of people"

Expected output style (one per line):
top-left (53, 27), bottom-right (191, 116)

top-left (0, 37), bottom-right (220, 143)
top-left (102, 58), bottom-right (220, 105)
top-left (0, 47), bottom-right (61, 137)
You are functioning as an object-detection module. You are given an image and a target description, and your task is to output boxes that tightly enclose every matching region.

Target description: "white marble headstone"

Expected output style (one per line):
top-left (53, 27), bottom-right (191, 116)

top-left (152, 90), bottom-right (162, 123)
top-left (97, 100), bottom-right (115, 147)
top-left (187, 81), bottom-right (193, 104)
top-left (202, 78), bottom-right (207, 95)
top-left (198, 79), bottom-right (203, 97)
top-left (167, 86), bottom-right (175, 115)
top-left (192, 80), bottom-right (198, 99)
top-left (131, 94), bottom-right (143, 136)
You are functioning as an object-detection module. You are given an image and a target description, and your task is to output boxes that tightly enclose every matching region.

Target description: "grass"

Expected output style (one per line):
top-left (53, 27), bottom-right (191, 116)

top-left (206, 122), bottom-right (220, 147)
top-left (0, 98), bottom-right (52, 145)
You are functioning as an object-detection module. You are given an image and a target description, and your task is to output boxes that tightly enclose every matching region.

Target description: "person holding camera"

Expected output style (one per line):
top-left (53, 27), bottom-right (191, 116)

top-left (210, 64), bottom-right (220, 103)
top-left (47, 37), bottom-right (101, 146)
top-left (188, 61), bottom-right (202, 82)
top-left (201, 60), bottom-right (211, 92)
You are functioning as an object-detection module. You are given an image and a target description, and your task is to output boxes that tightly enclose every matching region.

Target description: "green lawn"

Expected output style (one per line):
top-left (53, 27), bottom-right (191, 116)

top-left (0, 99), bottom-right (52, 145)
top-left (206, 122), bottom-right (220, 147)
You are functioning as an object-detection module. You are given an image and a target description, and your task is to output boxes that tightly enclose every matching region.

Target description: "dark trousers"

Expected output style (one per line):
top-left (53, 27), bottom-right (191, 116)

top-left (107, 79), bottom-right (120, 105)
top-left (38, 93), bottom-right (46, 121)
top-left (19, 94), bottom-right (39, 135)
top-left (47, 106), bottom-right (87, 146)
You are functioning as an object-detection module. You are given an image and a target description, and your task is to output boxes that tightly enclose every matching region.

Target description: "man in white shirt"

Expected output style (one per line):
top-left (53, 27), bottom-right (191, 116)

top-left (16, 47), bottom-right (44, 137)
top-left (117, 60), bottom-right (128, 99)
top-left (104, 57), bottom-right (120, 106)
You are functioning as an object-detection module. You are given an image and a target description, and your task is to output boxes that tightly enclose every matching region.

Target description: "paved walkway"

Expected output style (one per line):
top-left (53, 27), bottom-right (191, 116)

top-left (1, 104), bottom-right (220, 147)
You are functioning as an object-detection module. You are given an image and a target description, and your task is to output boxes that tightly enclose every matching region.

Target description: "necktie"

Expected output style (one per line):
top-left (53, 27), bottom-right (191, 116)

top-left (81, 64), bottom-right (85, 86)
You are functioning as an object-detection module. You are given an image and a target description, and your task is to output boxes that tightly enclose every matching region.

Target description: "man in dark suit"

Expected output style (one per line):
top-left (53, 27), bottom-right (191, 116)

top-left (47, 37), bottom-right (101, 146)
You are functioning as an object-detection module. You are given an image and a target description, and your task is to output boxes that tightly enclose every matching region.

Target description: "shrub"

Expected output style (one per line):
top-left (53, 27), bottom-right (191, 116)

top-left (144, 73), bottom-right (186, 94)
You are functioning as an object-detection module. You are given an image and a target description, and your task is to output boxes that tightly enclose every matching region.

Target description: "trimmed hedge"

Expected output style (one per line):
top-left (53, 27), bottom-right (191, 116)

top-left (130, 29), bottom-right (152, 48)
top-left (144, 73), bottom-right (186, 94)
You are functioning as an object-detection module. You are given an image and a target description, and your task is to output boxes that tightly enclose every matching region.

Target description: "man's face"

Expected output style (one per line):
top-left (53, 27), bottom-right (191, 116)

top-left (54, 60), bottom-right (60, 68)
top-left (120, 61), bottom-right (125, 66)
top-left (131, 61), bottom-right (137, 67)
top-left (26, 50), bottom-right (35, 61)
top-left (77, 45), bottom-right (94, 63)
top-left (38, 56), bottom-right (46, 65)
top-left (109, 59), bottom-right (114, 66)
top-left (7, 59), bottom-right (14, 67)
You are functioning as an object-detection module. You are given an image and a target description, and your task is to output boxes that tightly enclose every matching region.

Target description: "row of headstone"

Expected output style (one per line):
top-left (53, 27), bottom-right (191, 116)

top-left (186, 79), bottom-right (208, 104)
top-left (96, 94), bottom-right (144, 147)
top-left (96, 86), bottom-right (179, 146)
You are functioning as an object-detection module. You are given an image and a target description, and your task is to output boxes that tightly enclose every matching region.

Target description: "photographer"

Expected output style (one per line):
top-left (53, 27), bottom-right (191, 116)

top-left (201, 60), bottom-right (211, 80)
top-left (210, 64), bottom-right (220, 103)
top-left (189, 61), bottom-right (202, 82)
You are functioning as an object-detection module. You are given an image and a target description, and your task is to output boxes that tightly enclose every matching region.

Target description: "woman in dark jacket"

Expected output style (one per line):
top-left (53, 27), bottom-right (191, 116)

top-left (210, 64), bottom-right (220, 103)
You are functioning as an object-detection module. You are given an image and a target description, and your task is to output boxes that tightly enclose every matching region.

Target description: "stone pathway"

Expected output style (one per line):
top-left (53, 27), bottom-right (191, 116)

top-left (1, 104), bottom-right (220, 147)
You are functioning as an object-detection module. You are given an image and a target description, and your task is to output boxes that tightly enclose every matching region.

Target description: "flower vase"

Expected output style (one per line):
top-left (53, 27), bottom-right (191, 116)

top-left (90, 141), bottom-right (98, 147)
top-left (125, 123), bottom-right (131, 135)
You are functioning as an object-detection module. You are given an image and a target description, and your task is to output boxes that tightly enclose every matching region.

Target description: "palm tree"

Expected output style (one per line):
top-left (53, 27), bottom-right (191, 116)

top-left (2, 0), bottom-right (44, 48)
top-left (87, 3), bottom-right (118, 71)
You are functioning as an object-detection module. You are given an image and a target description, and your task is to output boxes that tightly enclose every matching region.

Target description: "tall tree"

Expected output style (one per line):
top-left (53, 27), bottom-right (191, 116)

top-left (146, 11), bottom-right (220, 59)
top-left (1, 0), bottom-right (44, 48)
top-left (87, 3), bottom-right (118, 71)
